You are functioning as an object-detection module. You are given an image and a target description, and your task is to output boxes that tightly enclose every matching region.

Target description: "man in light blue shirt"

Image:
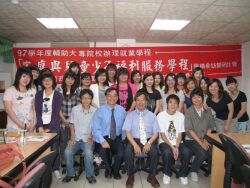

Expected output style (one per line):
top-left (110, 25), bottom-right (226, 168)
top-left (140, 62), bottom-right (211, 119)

top-left (123, 91), bottom-right (160, 188)
top-left (92, 87), bottom-right (126, 179)
top-left (63, 89), bottom-right (96, 184)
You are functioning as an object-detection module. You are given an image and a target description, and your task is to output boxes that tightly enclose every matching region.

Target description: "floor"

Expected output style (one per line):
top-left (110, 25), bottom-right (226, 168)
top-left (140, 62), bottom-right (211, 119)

top-left (52, 170), bottom-right (210, 188)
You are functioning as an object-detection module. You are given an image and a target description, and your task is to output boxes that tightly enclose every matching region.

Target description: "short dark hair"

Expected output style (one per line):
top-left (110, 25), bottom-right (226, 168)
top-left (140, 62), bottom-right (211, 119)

top-left (131, 70), bottom-right (142, 83)
top-left (166, 94), bottom-right (180, 105)
top-left (13, 67), bottom-right (33, 91)
top-left (134, 91), bottom-right (149, 102)
top-left (79, 89), bottom-right (94, 99)
top-left (190, 88), bottom-right (204, 102)
top-left (81, 72), bottom-right (91, 80)
top-left (40, 73), bottom-right (57, 90)
top-left (95, 68), bottom-right (107, 85)
top-left (105, 87), bottom-right (118, 96)
top-left (226, 76), bottom-right (237, 86)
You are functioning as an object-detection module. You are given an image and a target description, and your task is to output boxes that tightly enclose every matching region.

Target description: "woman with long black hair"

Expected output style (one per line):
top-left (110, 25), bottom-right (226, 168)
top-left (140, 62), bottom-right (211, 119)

top-left (57, 71), bottom-right (79, 167)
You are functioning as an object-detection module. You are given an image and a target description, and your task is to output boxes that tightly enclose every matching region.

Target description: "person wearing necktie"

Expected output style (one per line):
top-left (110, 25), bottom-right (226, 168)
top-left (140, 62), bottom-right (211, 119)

top-left (92, 87), bottom-right (126, 179)
top-left (123, 91), bottom-right (160, 188)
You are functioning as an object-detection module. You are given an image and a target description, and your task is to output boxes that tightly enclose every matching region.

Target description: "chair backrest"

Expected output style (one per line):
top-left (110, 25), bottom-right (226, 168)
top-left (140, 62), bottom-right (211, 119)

top-left (240, 164), bottom-right (250, 188)
top-left (27, 151), bottom-right (57, 172)
top-left (26, 151), bottom-right (57, 188)
top-left (219, 133), bottom-right (250, 166)
top-left (219, 133), bottom-right (250, 186)
top-left (15, 163), bottom-right (47, 188)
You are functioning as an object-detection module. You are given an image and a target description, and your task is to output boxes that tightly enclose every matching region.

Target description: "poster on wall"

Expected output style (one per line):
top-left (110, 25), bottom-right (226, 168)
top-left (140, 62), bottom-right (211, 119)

top-left (13, 45), bottom-right (241, 83)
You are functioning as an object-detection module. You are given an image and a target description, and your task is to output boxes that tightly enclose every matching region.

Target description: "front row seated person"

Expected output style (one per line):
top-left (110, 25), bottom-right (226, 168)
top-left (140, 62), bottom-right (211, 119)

top-left (123, 91), bottom-right (160, 188)
top-left (157, 94), bottom-right (192, 185)
top-left (92, 87), bottom-right (127, 179)
top-left (63, 89), bottom-right (97, 184)
top-left (184, 88), bottom-right (215, 182)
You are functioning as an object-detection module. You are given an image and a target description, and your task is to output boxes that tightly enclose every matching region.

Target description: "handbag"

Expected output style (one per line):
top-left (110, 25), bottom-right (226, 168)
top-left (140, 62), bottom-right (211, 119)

top-left (0, 143), bottom-right (26, 188)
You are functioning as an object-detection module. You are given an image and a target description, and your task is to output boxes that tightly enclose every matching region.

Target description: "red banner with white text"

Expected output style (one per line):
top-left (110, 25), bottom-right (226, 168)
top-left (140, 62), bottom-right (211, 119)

top-left (13, 45), bottom-right (241, 83)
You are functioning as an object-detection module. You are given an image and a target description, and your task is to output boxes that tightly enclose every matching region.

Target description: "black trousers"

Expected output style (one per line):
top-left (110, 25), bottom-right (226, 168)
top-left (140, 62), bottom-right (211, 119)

top-left (125, 138), bottom-right (158, 176)
top-left (96, 136), bottom-right (124, 175)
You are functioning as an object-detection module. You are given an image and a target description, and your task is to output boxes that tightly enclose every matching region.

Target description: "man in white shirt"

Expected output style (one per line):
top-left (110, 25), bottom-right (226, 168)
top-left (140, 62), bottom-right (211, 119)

top-left (157, 94), bottom-right (192, 185)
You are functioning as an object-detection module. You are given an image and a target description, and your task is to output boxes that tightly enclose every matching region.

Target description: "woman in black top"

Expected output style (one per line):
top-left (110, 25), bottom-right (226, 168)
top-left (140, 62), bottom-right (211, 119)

top-left (138, 73), bottom-right (161, 114)
top-left (206, 79), bottom-right (235, 133)
top-left (226, 76), bottom-right (249, 133)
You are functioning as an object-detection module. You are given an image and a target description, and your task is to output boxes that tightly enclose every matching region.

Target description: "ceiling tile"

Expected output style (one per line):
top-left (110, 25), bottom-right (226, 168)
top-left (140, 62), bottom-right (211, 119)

top-left (169, 38), bottom-right (199, 44)
top-left (174, 31), bottom-right (209, 39)
top-left (216, 22), bottom-right (250, 34)
top-left (196, 5), bottom-right (250, 22)
top-left (88, 36), bottom-right (116, 42)
top-left (182, 21), bottom-right (226, 32)
top-left (51, 29), bottom-right (84, 36)
top-left (115, 2), bottom-right (161, 18)
top-left (157, 3), bottom-right (209, 20)
top-left (82, 28), bottom-right (114, 37)
top-left (0, 2), bottom-right (32, 19)
top-left (115, 17), bottom-right (151, 38)
top-left (214, 0), bottom-right (250, 7)
top-left (20, 1), bottom-right (71, 17)
top-left (75, 18), bottom-right (113, 29)
top-left (233, 12), bottom-right (250, 23)
top-left (145, 30), bottom-right (177, 40)
top-left (65, 1), bottom-right (113, 18)
top-left (201, 32), bottom-right (236, 41)
top-left (163, 0), bottom-right (215, 4)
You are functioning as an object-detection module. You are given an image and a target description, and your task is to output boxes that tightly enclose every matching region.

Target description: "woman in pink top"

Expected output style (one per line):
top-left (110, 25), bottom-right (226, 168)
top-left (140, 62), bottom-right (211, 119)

top-left (3, 67), bottom-right (36, 132)
top-left (112, 67), bottom-right (137, 111)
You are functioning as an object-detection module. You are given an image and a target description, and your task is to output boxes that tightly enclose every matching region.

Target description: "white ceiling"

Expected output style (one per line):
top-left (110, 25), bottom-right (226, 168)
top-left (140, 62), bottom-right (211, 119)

top-left (0, 0), bottom-right (250, 44)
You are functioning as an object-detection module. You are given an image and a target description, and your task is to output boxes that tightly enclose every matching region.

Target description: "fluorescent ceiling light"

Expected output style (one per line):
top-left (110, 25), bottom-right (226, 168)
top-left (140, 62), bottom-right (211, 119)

top-left (37, 18), bottom-right (78, 29)
top-left (150, 19), bottom-right (190, 31)
top-left (11, 0), bottom-right (19, 4)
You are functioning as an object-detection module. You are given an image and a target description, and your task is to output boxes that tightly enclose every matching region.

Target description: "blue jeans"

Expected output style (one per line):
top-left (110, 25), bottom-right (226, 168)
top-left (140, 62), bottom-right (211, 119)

top-left (184, 140), bottom-right (211, 173)
top-left (159, 143), bottom-right (192, 177)
top-left (65, 141), bottom-right (94, 177)
top-left (237, 121), bottom-right (250, 133)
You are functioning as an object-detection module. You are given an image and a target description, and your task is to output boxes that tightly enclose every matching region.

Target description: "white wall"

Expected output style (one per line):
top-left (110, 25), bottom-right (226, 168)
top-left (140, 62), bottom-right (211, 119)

top-left (0, 56), bottom-right (16, 109)
top-left (242, 41), bottom-right (250, 113)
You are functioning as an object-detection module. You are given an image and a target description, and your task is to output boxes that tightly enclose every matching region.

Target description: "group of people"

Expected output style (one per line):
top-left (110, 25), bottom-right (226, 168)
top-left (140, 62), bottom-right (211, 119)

top-left (3, 62), bottom-right (249, 187)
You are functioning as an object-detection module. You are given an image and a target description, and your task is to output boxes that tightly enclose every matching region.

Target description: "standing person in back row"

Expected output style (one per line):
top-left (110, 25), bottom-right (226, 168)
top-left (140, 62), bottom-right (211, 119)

top-left (92, 87), bottom-right (126, 179)
top-left (138, 73), bottom-right (161, 115)
top-left (4, 67), bottom-right (36, 133)
top-left (35, 73), bottom-right (63, 179)
top-left (206, 79), bottom-right (235, 133)
top-left (226, 76), bottom-right (249, 133)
